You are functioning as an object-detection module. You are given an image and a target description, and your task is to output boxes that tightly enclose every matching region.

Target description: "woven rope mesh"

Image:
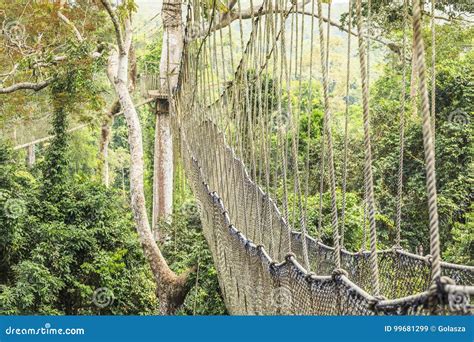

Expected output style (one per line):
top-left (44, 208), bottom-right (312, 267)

top-left (165, 0), bottom-right (474, 315)
top-left (175, 115), bottom-right (473, 315)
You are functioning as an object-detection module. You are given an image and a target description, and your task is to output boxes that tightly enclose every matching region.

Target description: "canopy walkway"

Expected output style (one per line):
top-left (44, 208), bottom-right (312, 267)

top-left (5, 0), bottom-right (471, 315)
top-left (161, 0), bottom-right (474, 314)
top-left (179, 120), bottom-right (473, 314)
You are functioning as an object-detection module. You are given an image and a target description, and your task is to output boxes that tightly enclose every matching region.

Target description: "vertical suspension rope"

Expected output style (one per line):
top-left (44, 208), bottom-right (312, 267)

top-left (366, 0), bottom-right (371, 89)
top-left (395, 0), bottom-right (408, 248)
top-left (303, 0), bottom-right (317, 250)
top-left (340, 0), bottom-right (353, 249)
top-left (431, 0), bottom-right (436, 139)
top-left (361, 193), bottom-right (367, 251)
top-left (316, 1), bottom-right (332, 238)
top-left (412, 0), bottom-right (441, 282)
top-left (249, 0), bottom-right (264, 245)
top-left (291, 0), bottom-right (312, 271)
top-left (325, 0), bottom-right (332, 73)
top-left (317, 0), bottom-right (341, 270)
top-left (356, 0), bottom-right (380, 296)
top-left (262, 0), bottom-right (275, 254)
top-left (270, 0), bottom-right (282, 212)
top-left (289, 5), bottom-right (298, 234)
top-left (317, 116), bottom-right (326, 237)
top-left (279, 0), bottom-right (293, 254)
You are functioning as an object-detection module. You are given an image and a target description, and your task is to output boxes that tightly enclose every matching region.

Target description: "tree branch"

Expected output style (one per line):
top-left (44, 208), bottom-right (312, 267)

top-left (123, 17), bottom-right (133, 54)
top-left (421, 10), bottom-right (474, 24)
top-left (58, 11), bottom-right (84, 42)
top-left (100, 0), bottom-right (125, 55)
top-left (0, 78), bottom-right (52, 94)
top-left (227, 0), bottom-right (238, 12)
top-left (1, 64), bottom-right (19, 83)
top-left (198, 2), bottom-right (401, 55)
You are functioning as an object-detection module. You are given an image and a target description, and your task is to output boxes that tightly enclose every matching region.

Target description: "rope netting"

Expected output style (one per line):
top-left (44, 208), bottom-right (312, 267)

top-left (168, 0), bottom-right (473, 314)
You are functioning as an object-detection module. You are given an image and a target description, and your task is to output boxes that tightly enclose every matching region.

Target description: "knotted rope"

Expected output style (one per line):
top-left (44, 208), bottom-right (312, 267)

top-left (356, 0), bottom-right (380, 296)
top-left (412, 0), bottom-right (441, 283)
top-left (340, 0), bottom-right (353, 248)
top-left (317, 0), bottom-right (341, 269)
top-left (395, 0), bottom-right (408, 249)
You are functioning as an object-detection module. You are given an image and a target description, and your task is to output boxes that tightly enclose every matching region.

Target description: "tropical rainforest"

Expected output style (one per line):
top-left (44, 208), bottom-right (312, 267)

top-left (0, 0), bottom-right (472, 315)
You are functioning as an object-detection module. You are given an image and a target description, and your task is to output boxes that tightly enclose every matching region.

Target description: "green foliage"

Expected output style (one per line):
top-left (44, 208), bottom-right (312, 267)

top-left (199, 0), bottom-right (231, 19)
top-left (265, 21), bottom-right (472, 261)
top-left (1, 0), bottom-right (472, 318)
top-left (138, 34), bottom-right (163, 73)
top-left (117, 0), bottom-right (138, 19)
top-left (341, 0), bottom-right (474, 40)
top-left (69, 129), bottom-right (102, 177)
top-left (243, 70), bottom-right (279, 115)
top-left (0, 84), bottom-right (158, 315)
top-left (370, 23), bottom-right (473, 256)
top-left (160, 199), bottom-right (227, 315)
top-left (444, 204), bottom-right (474, 265)
top-left (0, 142), bottom-right (158, 314)
top-left (0, 1), bottom-right (108, 129)
top-left (286, 190), bottom-right (393, 251)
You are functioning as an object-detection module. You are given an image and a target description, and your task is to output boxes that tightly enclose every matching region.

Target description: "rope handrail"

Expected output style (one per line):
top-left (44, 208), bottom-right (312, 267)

top-left (413, 0), bottom-right (441, 283)
top-left (174, 0), bottom-right (469, 315)
top-left (178, 117), bottom-right (473, 314)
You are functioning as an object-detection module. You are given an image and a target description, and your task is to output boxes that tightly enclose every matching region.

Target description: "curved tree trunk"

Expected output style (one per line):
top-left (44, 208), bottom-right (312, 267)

top-left (99, 100), bottom-right (120, 186)
top-left (101, 6), bottom-right (194, 313)
top-left (99, 46), bottom-right (135, 187)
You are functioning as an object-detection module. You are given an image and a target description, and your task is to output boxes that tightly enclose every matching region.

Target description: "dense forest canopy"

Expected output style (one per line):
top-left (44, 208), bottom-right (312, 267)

top-left (0, 0), bottom-right (472, 314)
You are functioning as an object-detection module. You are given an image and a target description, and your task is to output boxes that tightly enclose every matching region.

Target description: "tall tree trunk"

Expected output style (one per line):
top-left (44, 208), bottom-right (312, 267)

top-left (27, 144), bottom-right (35, 168)
top-left (99, 46), bottom-right (135, 187)
top-left (99, 100), bottom-right (120, 187)
top-left (152, 0), bottom-right (183, 236)
top-left (152, 103), bottom-right (173, 240)
top-left (103, 11), bottom-right (193, 314)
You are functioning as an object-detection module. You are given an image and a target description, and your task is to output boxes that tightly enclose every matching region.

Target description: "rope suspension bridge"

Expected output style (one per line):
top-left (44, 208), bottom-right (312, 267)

top-left (7, 0), bottom-right (472, 315)
top-left (159, 0), bottom-right (473, 315)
